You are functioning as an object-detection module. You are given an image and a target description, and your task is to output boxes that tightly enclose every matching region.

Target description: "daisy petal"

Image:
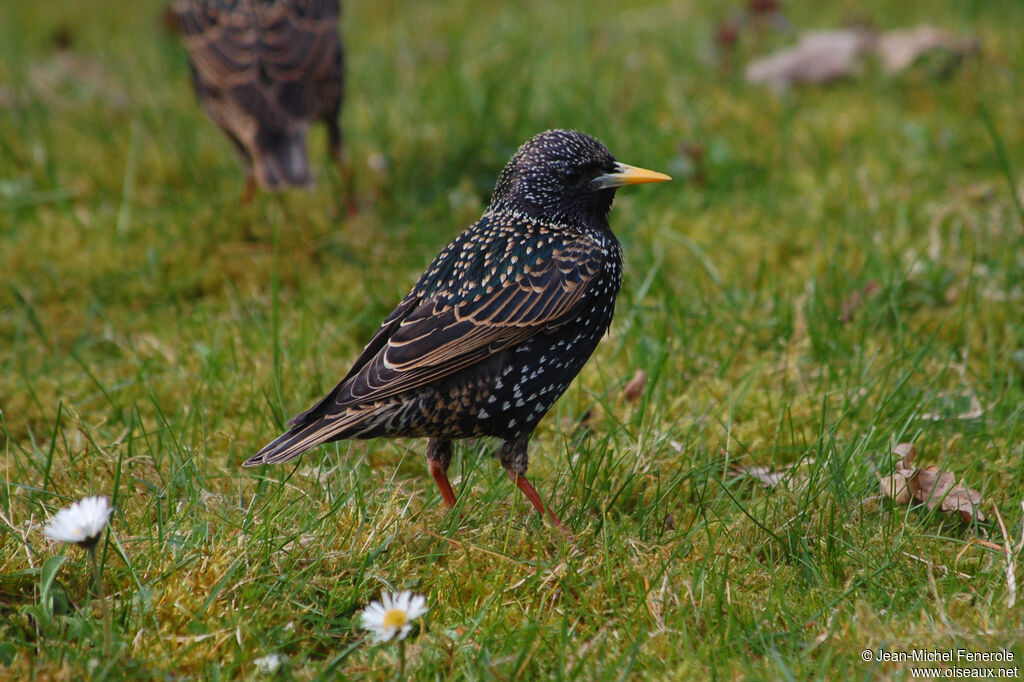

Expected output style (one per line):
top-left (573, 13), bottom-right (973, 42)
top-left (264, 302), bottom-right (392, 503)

top-left (43, 496), bottom-right (112, 548)
top-left (358, 590), bottom-right (429, 644)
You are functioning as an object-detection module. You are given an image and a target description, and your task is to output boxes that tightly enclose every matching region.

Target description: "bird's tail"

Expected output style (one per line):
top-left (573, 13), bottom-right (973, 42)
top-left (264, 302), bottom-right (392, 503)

top-left (243, 405), bottom-right (377, 467)
top-left (252, 127), bottom-right (313, 191)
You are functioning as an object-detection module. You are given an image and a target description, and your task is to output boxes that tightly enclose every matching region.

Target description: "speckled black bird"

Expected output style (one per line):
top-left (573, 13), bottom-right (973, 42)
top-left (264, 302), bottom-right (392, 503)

top-left (171, 0), bottom-right (344, 200)
top-left (245, 130), bottom-right (669, 530)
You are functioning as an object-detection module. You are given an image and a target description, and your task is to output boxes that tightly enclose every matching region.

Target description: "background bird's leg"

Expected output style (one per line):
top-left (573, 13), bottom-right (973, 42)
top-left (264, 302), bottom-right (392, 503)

top-left (241, 175), bottom-right (256, 205)
top-left (326, 118), bottom-right (343, 167)
top-left (326, 118), bottom-right (357, 216)
top-left (228, 135), bottom-right (256, 205)
top-left (426, 439), bottom-right (456, 508)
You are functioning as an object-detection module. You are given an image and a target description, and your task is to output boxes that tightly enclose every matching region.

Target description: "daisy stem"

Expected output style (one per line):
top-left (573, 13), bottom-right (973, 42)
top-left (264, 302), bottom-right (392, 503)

top-left (396, 638), bottom-right (406, 681)
top-left (89, 544), bottom-right (110, 656)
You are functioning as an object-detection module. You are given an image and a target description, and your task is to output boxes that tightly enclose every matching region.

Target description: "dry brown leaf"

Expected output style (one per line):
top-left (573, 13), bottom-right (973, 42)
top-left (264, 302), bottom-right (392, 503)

top-left (876, 25), bottom-right (978, 74)
top-left (715, 21), bottom-right (741, 51)
top-left (745, 29), bottom-right (874, 89)
top-left (730, 463), bottom-right (807, 490)
top-left (839, 281), bottom-right (879, 322)
top-left (892, 441), bottom-right (916, 465)
top-left (880, 472), bottom-right (912, 504)
top-left (623, 370), bottom-right (647, 403)
top-left (909, 466), bottom-right (985, 523)
top-left (26, 51), bottom-right (129, 109)
top-left (920, 392), bottom-right (984, 421)
top-left (879, 442), bottom-right (986, 523)
top-left (748, 0), bottom-right (781, 15)
top-left (747, 25), bottom-right (977, 91)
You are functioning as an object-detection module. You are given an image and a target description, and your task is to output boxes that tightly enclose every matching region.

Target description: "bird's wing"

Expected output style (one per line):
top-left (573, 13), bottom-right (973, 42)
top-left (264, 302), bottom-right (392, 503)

top-left (286, 291), bottom-right (421, 426)
top-left (173, 0), bottom-right (341, 125)
top-left (256, 0), bottom-right (341, 86)
top-left (173, 0), bottom-right (261, 91)
top-left (302, 238), bottom-right (606, 420)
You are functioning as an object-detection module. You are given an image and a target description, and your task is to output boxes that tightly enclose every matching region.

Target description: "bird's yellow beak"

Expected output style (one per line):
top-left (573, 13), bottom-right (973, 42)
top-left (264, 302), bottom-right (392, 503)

top-left (592, 162), bottom-right (671, 190)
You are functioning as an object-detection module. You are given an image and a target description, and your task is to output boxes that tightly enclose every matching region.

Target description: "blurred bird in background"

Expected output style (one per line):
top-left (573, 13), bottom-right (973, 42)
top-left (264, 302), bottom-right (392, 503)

top-left (171, 0), bottom-right (345, 202)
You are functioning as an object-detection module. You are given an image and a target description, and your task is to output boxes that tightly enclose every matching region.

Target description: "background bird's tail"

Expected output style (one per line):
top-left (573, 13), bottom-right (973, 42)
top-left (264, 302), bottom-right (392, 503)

top-left (252, 127), bottom-right (313, 190)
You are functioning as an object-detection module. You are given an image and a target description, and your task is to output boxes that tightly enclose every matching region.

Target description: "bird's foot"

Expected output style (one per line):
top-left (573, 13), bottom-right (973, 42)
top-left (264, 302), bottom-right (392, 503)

top-left (506, 469), bottom-right (574, 541)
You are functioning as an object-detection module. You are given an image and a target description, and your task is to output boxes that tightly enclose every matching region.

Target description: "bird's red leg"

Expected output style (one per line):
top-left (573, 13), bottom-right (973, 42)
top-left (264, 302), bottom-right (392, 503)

top-left (426, 439), bottom-right (456, 508)
top-left (429, 459), bottom-right (457, 508)
top-left (506, 469), bottom-right (569, 535)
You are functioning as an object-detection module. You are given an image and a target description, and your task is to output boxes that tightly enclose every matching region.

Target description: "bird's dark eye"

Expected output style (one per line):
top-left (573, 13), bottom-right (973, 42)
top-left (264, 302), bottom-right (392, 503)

top-left (565, 168), bottom-right (582, 184)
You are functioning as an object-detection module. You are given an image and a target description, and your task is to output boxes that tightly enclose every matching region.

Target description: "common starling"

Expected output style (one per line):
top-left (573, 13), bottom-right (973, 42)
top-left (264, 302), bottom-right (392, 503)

top-left (245, 130), bottom-right (669, 530)
top-left (171, 0), bottom-right (344, 200)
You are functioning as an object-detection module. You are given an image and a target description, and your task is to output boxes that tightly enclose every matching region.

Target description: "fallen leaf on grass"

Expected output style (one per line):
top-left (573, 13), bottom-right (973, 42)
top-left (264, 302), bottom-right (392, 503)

top-left (915, 466), bottom-right (985, 523)
top-left (746, 24), bottom-right (978, 91)
top-left (666, 141), bottom-right (706, 185)
top-left (876, 25), bottom-right (978, 75)
top-left (879, 442), bottom-right (986, 523)
top-left (892, 442), bottom-right (915, 461)
top-left (880, 471), bottom-right (913, 504)
top-left (25, 51), bottom-right (129, 109)
top-left (715, 20), bottom-right (741, 51)
top-left (623, 370), bottom-right (647, 403)
top-left (745, 29), bottom-right (874, 89)
top-left (748, 0), bottom-right (781, 15)
top-left (839, 280), bottom-right (880, 322)
top-left (920, 392), bottom-right (984, 421)
top-left (729, 462), bottom-right (809, 490)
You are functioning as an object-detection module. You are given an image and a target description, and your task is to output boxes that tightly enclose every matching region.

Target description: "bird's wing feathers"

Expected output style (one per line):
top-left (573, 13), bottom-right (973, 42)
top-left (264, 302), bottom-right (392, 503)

top-left (285, 291), bottom-right (421, 427)
top-left (303, 237), bottom-right (606, 421)
top-left (173, 1), bottom-right (260, 90)
top-left (256, 0), bottom-right (341, 86)
top-left (173, 0), bottom-right (340, 123)
top-left (387, 240), bottom-right (602, 371)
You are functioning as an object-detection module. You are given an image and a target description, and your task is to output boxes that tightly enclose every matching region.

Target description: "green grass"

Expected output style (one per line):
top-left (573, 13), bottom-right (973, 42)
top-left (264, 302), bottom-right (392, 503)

top-left (2, 0), bottom-right (1024, 678)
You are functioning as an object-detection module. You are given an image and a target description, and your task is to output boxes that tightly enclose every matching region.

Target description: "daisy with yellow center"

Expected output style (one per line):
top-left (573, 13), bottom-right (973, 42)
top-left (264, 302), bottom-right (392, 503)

top-left (41, 495), bottom-right (115, 655)
top-left (360, 590), bottom-right (428, 643)
top-left (43, 495), bottom-right (112, 549)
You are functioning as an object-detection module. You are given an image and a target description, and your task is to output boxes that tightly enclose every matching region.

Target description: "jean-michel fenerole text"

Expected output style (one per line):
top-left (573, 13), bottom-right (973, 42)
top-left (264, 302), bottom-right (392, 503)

top-left (872, 648), bottom-right (1015, 664)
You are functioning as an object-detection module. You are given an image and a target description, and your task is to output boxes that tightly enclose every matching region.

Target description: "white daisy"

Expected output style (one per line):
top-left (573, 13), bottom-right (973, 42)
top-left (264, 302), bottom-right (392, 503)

top-left (253, 653), bottom-right (284, 674)
top-left (360, 591), bottom-right (428, 643)
top-left (43, 496), bottom-right (113, 548)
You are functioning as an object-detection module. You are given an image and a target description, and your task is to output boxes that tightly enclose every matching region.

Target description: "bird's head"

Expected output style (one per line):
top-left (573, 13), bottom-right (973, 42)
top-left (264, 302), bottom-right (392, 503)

top-left (488, 129), bottom-right (670, 229)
